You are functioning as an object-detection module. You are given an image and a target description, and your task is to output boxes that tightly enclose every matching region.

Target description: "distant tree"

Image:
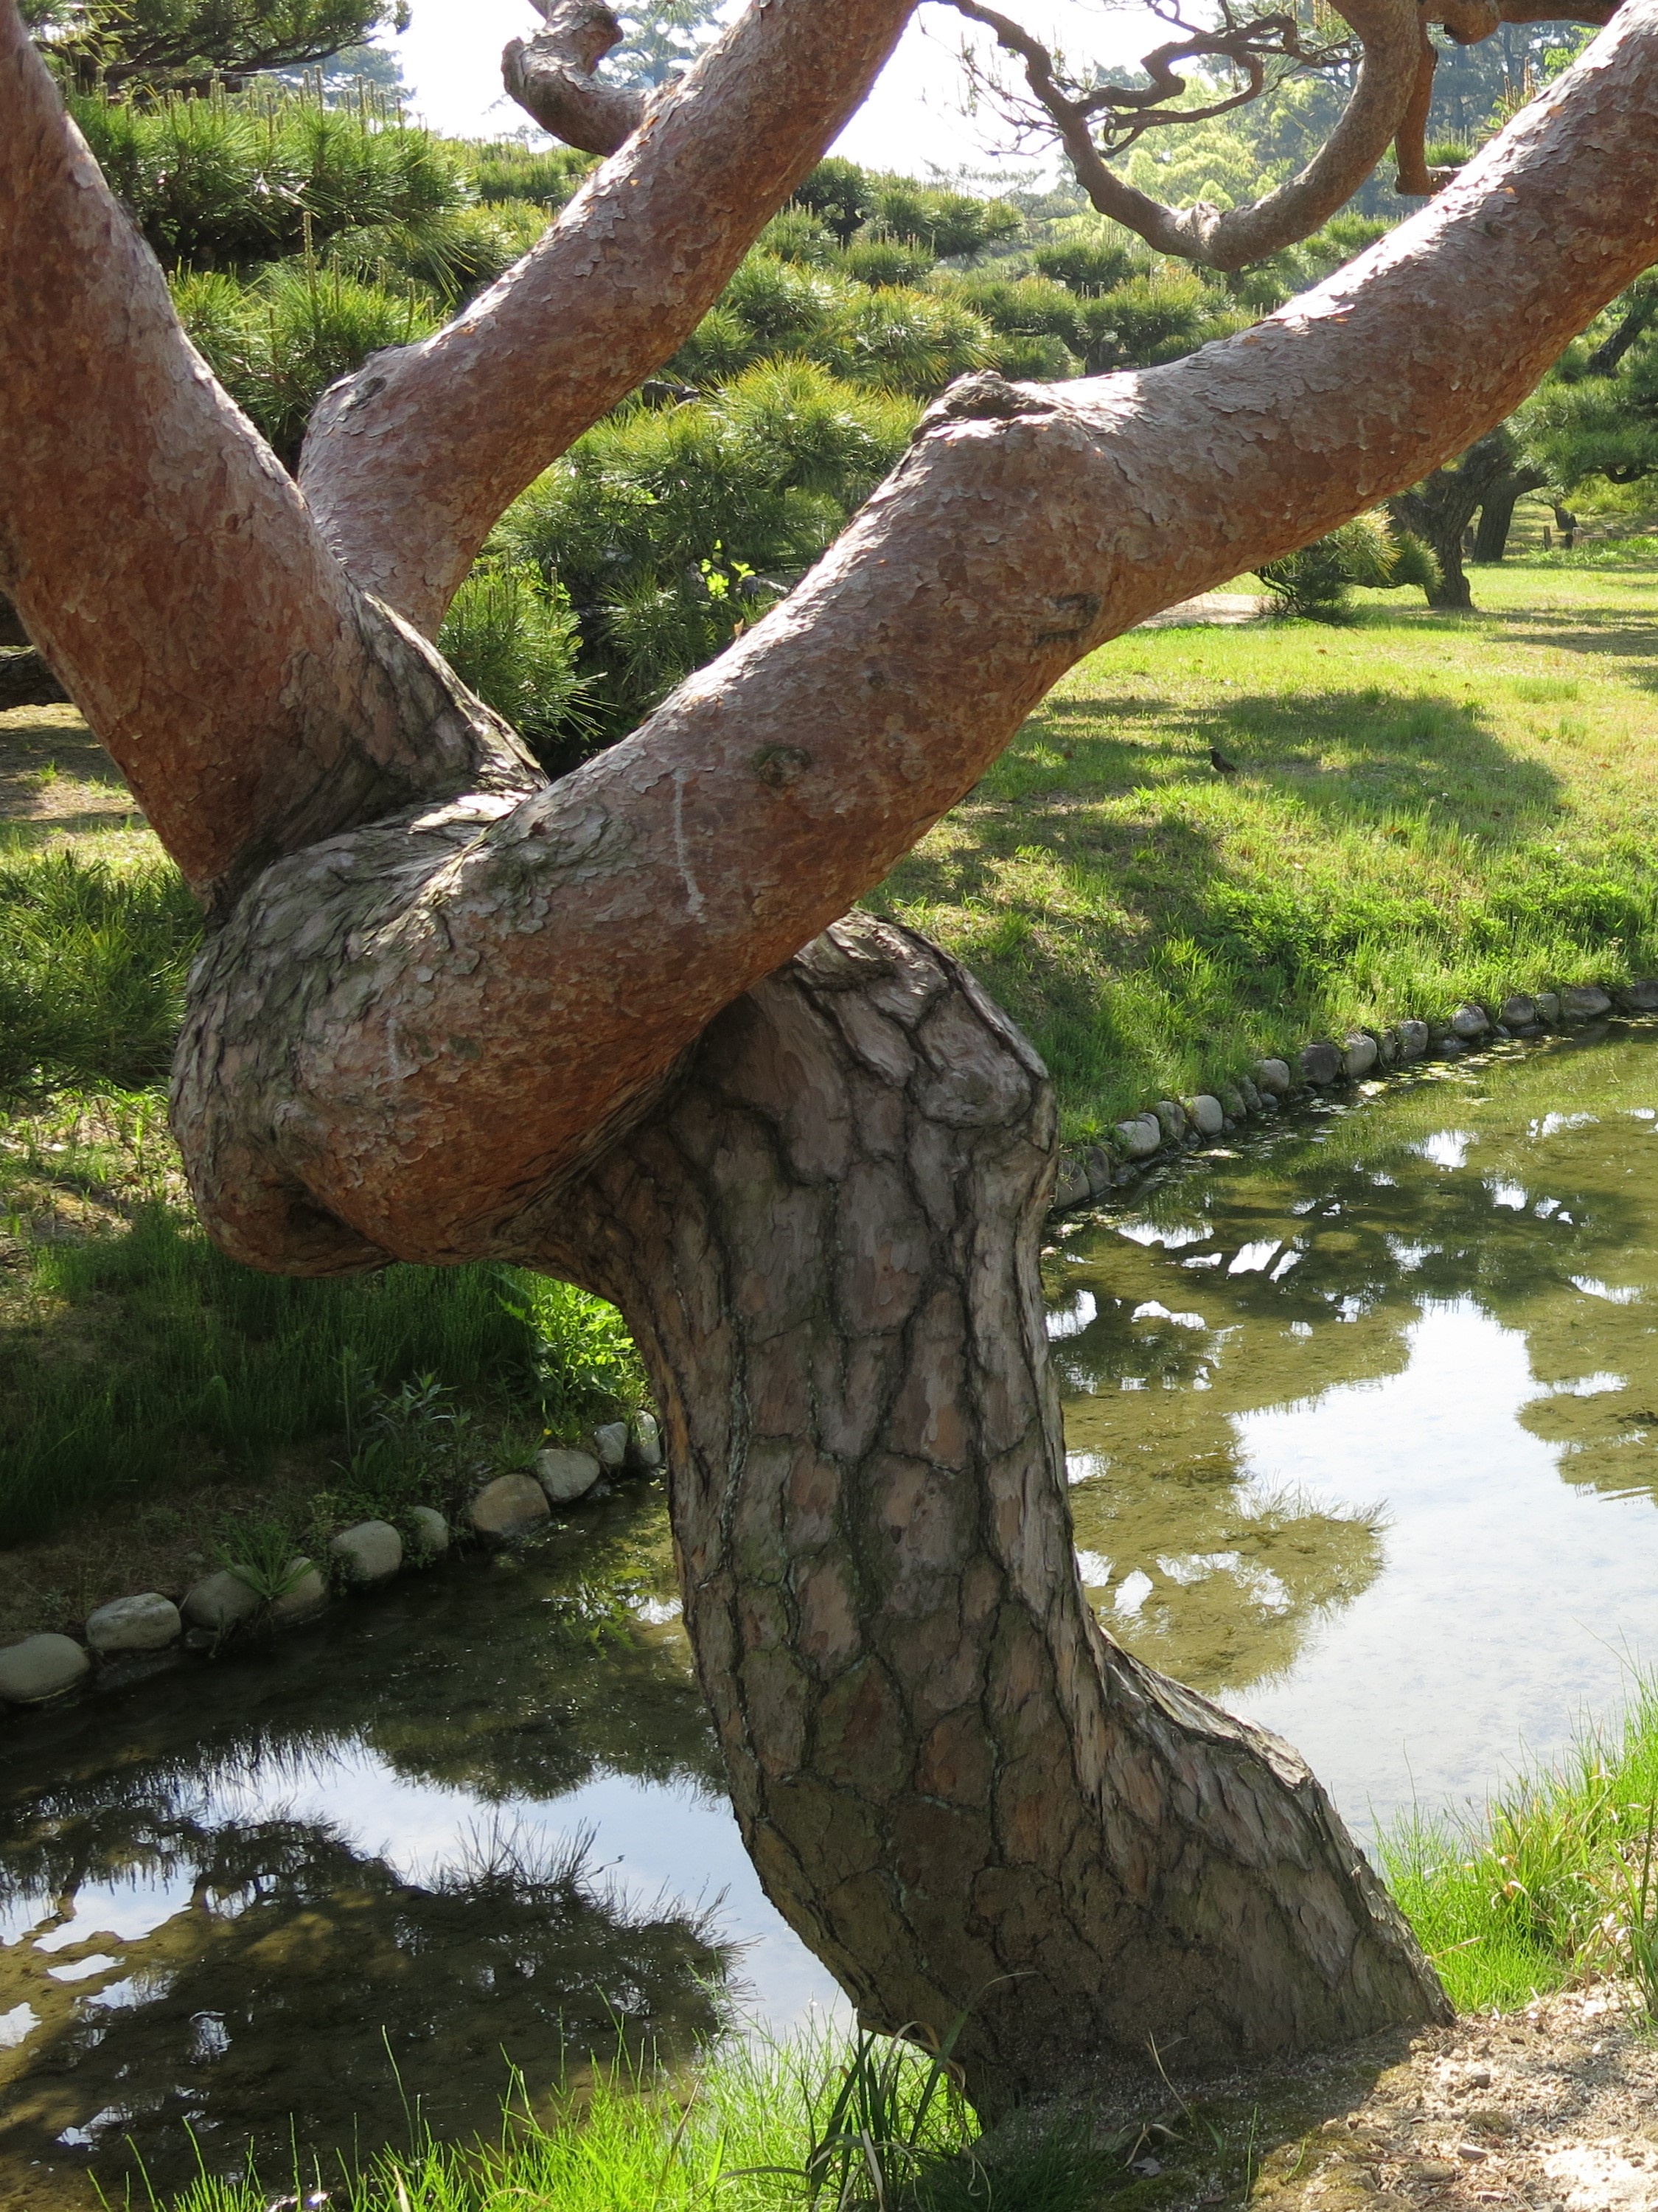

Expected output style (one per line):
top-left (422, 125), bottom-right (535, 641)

top-left (22, 0), bottom-right (409, 93)
top-left (609, 0), bottom-right (722, 87)
top-left (1516, 277), bottom-right (1658, 503)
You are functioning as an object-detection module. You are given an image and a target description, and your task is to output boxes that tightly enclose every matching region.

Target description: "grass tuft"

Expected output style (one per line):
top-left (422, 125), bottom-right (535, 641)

top-left (1385, 1676), bottom-right (1658, 2016)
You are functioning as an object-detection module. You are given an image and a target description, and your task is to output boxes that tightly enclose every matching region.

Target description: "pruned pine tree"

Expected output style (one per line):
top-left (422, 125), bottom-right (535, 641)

top-left (4, 0), bottom-right (1657, 2116)
top-left (21, 0), bottom-right (408, 93)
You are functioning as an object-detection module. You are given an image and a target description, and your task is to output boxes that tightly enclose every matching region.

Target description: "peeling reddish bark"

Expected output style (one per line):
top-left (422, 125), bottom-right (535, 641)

top-left (177, 11), bottom-right (1658, 1272)
top-left (298, 0), bottom-right (916, 636)
top-left (8, 0), bottom-right (1658, 2104)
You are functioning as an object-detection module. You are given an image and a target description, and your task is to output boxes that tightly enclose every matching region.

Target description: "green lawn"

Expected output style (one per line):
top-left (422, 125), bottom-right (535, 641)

top-left (871, 560), bottom-right (1658, 1141)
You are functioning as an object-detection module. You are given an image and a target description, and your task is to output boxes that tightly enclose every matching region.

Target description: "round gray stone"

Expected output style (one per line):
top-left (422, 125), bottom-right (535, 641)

top-left (593, 1421), bottom-right (630, 1470)
top-left (1183, 1093), bottom-right (1225, 1138)
top-left (1533, 991), bottom-right (1561, 1023)
top-left (1562, 984), bottom-right (1612, 1020)
top-left (85, 1593), bottom-right (181, 1655)
top-left (1342, 1032), bottom-right (1378, 1078)
top-left (535, 1447), bottom-right (602, 1503)
top-left (1397, 1020), bottom-right (1429, 1062)
top-left (1219, 1085), bottom-right (1246, 1119)
top-left (182, 1571), bottom-right (262, 1635)
top-left (1115, 1114), bottom-right (1162, 1160)
top-left (1300, 1040), bottom-right (1343, 1086)
top-left (1499, 993), bottom-right (1537, 1029)
top-left (1450, 1002), bottom-right (1490, 1040)
top-left (1154, 1099), bottom-right (1188, 1141)
top-left (1620, 978), bottom-right (1658, 1012)
top-left (1053, 1156), bottom-right (1091, 1210)
top-left (1238, 1078), bottom-right (1262, 1113)
top-left (408, 1506), bottom-right (450, 1558)
top-left (1081, 1144), bottom-right (1113, 1197)
top-left (0, 1633), bottom-right (90, 1705)
top-left (268, 1559), bottom-right (327, 1623)
top-left (1253, 1059), bottom-right (1292, 1097)
top-left (330, 1520), bottom-right (403, 1586)
top-left (468, 1473), bottom-right (551, 1540)
top-left (629, 1413), bottom-right (663, 1470)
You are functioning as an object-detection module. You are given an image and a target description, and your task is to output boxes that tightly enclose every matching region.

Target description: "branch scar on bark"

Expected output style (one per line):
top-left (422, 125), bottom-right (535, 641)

top-left (672, 762), bottom-right (707, 920)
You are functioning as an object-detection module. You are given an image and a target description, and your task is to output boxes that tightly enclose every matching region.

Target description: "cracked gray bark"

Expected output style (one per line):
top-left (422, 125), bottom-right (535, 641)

top-left (526, 914), bottom-right (1449, 2110)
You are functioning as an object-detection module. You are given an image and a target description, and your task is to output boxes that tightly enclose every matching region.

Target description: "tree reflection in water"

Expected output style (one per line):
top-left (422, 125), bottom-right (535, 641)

top-left (0, 1501), bottom-right (734, 2206)
top-left (1050, 1021), bottom-right (1658, 1697)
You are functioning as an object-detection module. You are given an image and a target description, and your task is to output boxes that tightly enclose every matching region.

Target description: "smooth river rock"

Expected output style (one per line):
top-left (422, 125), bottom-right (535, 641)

top-left (1499, 993), bottom-right (1538, 1029)
top-left (1253, 1059), bottom-right (1292, 1097)
top-left (1620, 978), bottom-right (1658, 1012)
top-left (1398, 1020), bottom-right (1429, 1062)
top-left (1053, 1156), bottom-right (1091, 1209)
top-left (1562, 984), bottom-right (1612, 1020)
top-left (1239, 1077), bottom-right (1262, 1113)
top-left (535, 1447), bottom-right (602, 1503)
top-left (1533, 991), bottom-right (1561, 1023)
top-left (630, 1413), bottom-right (663, 1470)
top-left (268, 1559), bottom-right (327, 1624)
top-left (1115, 1114), bottom-right (1162, 1159)
top-left (330, 1520), bottom-right (402, 1586)
top-left (1343, 1032), bottom-right (1378, 1078)
top-left (1449, 1002), bottom-right (1490, 1040)
top-left (468, 1473), bottom-right (551, 1540)
top-left (408, 1506), bottom-right (450, 1557)
top-left (1300, 1040), bottom-right (1343, 1086)
top-left (85, 1593), bottom-right (181, 1654)
top-left (0, 1633), bottom-right (90, 1704)
top-left (593, 1421), bottom-right (629, 1470)
top-left (1184, 1093), bottom-right (1225, 1138)
top-left (182, 1571), bottom-right (262, 1635)
top-left (1154, 1099), bottom-right (1188, 1141)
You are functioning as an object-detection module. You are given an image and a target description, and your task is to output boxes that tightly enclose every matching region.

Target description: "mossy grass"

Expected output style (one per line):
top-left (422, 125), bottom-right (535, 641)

top-left (143, 2016), bottom-right (1180, 2212)
top-left (871, 559), bottom-right (1658, 1141)
top-left (1384, 1673), bottom-right (1658, 2017)
top-left (0, 1086), bottom-right (643, 1565)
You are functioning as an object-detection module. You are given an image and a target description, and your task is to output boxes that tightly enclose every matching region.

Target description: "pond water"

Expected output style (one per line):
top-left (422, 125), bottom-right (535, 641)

top-left (2, 1021), bottom-right (1657, 2206)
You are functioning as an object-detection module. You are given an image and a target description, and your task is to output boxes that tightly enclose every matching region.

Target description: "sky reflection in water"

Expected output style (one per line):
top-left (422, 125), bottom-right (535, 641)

top-left (2, 1022), bottom-right (1657, 2204)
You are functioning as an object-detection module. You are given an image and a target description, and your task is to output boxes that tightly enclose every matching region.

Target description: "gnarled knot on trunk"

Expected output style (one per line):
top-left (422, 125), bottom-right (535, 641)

top-left (503, 0), bottom-right (653, 156)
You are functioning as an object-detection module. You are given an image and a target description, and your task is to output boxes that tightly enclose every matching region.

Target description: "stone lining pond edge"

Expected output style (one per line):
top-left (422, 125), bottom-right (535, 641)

top-left (0, 1411), bottom-right (664, 1717)
top-left (1048, 981), bottom-right (1658, 1217)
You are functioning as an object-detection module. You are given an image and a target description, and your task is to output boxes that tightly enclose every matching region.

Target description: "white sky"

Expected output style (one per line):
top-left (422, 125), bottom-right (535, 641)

top-left (393, 1), bottom-right (1151, 176)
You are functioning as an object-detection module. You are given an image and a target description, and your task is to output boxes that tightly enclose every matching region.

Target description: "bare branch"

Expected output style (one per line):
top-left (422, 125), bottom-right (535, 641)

top-left (300, 0), bottom-right (916, 638)
top-left (184, 6), bottom-right (1658, 1272)
top-left (1393, 29), bottom-right (1454, 195)
top-left (950, 0), bottom-right (1423, 270)
top-left (502, 0), bottom-right (650, 154)
top-left (0, 0), bottom-right (537, 910)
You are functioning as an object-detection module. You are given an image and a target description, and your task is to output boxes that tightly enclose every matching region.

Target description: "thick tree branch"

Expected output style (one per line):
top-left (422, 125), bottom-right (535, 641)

top-left (951, 0), bottom-right (1422, 271)
top-left (298, 0), bottom-right (918, 638)
top-left (501, 0), bottom-right (649, 154)
top-left (0, 0), bottom-right (538, 909)
top-left (175, 5), bottom-right (1658, 1274)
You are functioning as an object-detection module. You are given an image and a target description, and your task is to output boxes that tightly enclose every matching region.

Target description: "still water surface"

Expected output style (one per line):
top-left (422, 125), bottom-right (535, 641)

top-left (3, 1023), bottom-right (1657, 2204)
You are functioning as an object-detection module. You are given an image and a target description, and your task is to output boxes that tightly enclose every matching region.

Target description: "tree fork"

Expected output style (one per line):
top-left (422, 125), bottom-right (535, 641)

top-left (529, 915), bottom-right (1450, 2112)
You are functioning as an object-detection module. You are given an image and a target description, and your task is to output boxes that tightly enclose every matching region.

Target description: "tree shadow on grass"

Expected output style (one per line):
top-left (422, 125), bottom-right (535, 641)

top-left (871, 685), bottom-right (1572, 1119)
top-left (1028, 682), bottom-right (1562, 844)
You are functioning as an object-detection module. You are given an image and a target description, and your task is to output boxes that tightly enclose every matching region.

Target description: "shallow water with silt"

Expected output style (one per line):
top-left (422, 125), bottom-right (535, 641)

top-left (3, 1023), bottom-right (1658, 2204)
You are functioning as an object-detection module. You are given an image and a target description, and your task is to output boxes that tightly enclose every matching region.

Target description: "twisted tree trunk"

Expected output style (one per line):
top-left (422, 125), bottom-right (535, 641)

top-left (10, 0), bottom-right (1658, 2117)
top-left (529, 916), bottom-right (1448, 2112)
top-left (1472, 465), bottom-right (1544, 560)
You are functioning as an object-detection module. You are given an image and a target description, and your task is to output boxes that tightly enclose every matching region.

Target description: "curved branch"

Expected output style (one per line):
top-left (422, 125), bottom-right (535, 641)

top-left (299, 0), bottom-right (917, 638)
top-left (1393, 29), bottom-right (1452, 195)
top-left (0, 0), bottom-right (538, 910)
top-left (176, 4), bottom-right (1658, 1273)
top-left (952, 0), bottom-right (1421, 270)
top-left (501, 0), bottom-right (650, 155)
